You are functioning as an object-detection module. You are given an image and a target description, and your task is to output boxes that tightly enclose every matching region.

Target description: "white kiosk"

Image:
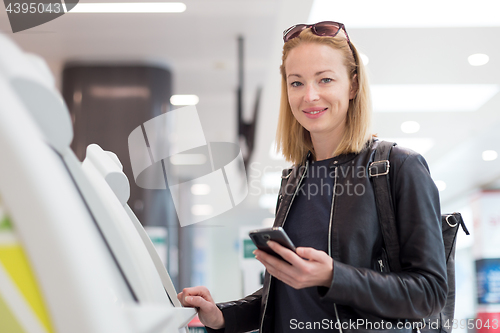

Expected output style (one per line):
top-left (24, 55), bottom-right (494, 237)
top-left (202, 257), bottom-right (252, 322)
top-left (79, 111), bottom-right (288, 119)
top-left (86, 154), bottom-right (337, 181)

top-left (0, 35), bottom-right (196, 333)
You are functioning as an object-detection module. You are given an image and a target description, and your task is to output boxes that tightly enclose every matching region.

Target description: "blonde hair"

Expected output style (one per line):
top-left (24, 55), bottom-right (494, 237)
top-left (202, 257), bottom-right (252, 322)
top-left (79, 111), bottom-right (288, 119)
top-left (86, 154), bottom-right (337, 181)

top-left (275, 28), bottom-right (372, 165)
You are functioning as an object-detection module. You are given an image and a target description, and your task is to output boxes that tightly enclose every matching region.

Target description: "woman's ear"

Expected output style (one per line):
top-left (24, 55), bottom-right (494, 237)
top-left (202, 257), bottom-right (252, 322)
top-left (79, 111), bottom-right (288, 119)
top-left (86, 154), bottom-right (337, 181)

top-left (349, 74), bottom-right (359, 100)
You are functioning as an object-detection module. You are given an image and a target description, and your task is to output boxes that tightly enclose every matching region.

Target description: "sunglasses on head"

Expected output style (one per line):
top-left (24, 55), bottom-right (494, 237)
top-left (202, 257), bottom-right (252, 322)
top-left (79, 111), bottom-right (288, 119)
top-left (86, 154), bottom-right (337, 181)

top-left (283, 21), bottom-right (350, 43)
top-left (283, 21), bottom-right (356, 65)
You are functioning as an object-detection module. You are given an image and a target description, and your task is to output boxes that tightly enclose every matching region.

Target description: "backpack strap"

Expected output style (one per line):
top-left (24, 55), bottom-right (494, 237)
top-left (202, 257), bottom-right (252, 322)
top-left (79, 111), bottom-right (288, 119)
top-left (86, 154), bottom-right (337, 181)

top-left (369, 141), bottom-right (402, 272)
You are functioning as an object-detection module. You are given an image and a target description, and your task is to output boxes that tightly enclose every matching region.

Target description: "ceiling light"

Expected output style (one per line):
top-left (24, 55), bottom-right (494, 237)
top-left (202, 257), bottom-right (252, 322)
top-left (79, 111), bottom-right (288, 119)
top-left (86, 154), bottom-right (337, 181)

top-left (191, 184), bottom-right (210, 195)
top-left (170, 154), bottom-right (206, 165)
top-left (309, 0), bottom-right (500, 28)
top-left (468, 53), bottom-right (490, 66)
top-left (372, 85), bottom-right (500, 112)
top-left (401, 121), bottom-right (420, 134)
top-left (482, 150), bottom-right (498, 161)
top-left (359, 53), bottom-right (369, 66)
top-left (191, 204), bottom-right (213, 216)
top-left (70, 2), bottom-right (186, 13)
top-left (380, 138), bottom-right (434, 155)
top-left (170, 94), bottom-right (199, 106)
top-left (90, 86), bottom-right (150, 98)
top-left (434, 180), bottom-right (447, 192)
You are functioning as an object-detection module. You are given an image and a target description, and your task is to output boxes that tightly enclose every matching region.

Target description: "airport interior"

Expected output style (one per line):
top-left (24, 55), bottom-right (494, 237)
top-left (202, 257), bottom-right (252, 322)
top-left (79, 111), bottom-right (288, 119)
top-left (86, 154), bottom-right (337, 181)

top-left (1, 0), bottom-right (500, 332)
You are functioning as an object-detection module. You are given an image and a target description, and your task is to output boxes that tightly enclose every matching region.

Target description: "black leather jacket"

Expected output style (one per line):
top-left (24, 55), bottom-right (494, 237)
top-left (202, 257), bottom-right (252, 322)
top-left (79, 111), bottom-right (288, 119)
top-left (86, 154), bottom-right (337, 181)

top-left (208, 140), bottom-right (447, 333)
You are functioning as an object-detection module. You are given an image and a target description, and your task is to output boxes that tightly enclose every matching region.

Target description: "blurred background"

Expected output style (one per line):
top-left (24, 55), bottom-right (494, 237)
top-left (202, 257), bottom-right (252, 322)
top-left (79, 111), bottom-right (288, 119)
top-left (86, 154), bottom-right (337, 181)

top-left (2, 0), bottom-right (500, 331)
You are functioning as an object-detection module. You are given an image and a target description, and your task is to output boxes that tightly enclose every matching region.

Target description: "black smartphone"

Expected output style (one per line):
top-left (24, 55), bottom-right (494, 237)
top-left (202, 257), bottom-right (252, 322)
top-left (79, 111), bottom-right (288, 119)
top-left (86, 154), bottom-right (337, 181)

top-left (249, 227), bottom-right (296, 261)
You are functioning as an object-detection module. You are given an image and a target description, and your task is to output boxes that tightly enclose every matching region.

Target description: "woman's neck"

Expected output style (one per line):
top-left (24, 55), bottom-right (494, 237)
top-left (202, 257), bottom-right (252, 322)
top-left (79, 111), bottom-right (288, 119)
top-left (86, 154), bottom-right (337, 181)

top-left (311, 129), bottom-right (344, 161)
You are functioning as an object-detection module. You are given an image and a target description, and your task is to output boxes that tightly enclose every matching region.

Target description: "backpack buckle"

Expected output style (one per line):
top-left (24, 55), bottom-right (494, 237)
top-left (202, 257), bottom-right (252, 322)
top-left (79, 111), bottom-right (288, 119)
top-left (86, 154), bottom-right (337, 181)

top-left (369, 160), bottom-right (390, 177)
top-left (445, 214), bottom-right (458, 228)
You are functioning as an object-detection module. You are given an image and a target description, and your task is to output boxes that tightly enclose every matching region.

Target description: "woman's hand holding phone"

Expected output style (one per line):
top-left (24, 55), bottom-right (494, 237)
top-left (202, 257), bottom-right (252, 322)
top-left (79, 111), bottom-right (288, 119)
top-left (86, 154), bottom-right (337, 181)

top-left (177, 286), bottom-right (225, 330)
top-left (254, 241), bottom-right (334, 289)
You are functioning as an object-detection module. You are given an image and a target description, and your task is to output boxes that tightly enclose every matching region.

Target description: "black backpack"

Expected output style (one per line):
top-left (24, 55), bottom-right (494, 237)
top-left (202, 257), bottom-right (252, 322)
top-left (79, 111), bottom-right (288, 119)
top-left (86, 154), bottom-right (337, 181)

top-left (369, 141), bottom-right (470, 333)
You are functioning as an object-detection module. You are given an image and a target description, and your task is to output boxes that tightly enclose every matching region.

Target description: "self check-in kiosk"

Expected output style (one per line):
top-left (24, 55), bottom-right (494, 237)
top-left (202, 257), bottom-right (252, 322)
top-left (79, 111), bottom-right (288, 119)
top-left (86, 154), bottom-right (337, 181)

top-left (0, 34), bottom-right (196, 333)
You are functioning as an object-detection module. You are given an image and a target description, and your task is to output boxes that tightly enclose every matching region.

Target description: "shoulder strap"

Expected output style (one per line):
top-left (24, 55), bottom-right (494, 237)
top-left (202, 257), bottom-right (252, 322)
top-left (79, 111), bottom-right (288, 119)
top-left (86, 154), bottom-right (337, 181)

top-left (369, 141), bottom-right (402, 272)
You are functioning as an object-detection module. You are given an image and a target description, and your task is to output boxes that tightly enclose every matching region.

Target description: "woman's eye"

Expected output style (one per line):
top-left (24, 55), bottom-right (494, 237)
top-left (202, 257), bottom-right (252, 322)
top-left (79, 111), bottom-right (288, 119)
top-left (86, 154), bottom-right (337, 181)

top-left (321, 78), bottom-right (333, 84)
top-left (290, 81), bottom-right (302, 87)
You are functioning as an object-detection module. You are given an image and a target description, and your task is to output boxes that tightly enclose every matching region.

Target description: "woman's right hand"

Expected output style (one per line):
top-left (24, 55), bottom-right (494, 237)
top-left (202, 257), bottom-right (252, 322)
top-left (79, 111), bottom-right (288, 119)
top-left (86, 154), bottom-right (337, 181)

top-left (177, 286), bottom-right (225, 330)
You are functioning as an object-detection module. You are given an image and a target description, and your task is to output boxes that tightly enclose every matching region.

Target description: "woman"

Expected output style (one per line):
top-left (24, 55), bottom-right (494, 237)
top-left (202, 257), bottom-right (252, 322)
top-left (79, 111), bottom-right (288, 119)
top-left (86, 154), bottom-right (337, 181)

top-left (178, 21), bottom-right (447, 332)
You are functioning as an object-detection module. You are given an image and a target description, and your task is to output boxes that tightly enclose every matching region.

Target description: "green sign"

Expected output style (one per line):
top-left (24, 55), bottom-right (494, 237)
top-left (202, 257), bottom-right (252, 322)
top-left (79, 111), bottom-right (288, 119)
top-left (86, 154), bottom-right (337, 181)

top-left (243, 239), bottom-right (257, 259)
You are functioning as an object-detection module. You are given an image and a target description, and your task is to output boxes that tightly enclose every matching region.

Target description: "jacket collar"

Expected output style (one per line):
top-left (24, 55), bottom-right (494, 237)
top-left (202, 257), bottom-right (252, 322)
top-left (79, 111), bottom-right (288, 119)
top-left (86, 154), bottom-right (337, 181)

top-left (304, 144), bottom-right (370, 168)
top-left (324, 151), bottom-right (358, 167)
top-left (287, 139), bottom-right (375, 191)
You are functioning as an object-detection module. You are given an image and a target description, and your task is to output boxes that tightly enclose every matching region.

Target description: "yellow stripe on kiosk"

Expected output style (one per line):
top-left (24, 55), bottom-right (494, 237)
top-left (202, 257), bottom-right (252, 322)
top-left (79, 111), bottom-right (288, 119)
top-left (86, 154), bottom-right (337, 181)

top-left (0, 214), bottom-right (54, 333)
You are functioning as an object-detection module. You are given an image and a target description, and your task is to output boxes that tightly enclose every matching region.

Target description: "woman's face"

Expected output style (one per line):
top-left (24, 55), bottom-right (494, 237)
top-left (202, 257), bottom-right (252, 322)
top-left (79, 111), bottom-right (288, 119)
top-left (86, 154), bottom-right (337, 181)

top-left (285, 42), bottom-right (356, 139)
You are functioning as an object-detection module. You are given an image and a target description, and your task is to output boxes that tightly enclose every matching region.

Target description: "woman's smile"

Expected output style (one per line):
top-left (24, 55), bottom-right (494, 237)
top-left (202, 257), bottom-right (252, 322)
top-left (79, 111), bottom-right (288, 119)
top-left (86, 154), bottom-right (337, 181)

top-left (303, 107), bottom-right (328, 118)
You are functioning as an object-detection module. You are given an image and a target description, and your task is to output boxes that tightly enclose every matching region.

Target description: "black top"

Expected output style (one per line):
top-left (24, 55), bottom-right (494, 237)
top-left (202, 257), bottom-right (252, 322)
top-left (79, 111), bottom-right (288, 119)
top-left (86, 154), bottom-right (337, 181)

top-left (274, 157), bottom-right (340, 332)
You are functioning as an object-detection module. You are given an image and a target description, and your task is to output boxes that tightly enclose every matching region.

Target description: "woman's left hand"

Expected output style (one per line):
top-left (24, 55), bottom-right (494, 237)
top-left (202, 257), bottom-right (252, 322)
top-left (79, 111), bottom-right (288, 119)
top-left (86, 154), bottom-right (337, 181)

top-left (254, 241), bottom-right (333, 289)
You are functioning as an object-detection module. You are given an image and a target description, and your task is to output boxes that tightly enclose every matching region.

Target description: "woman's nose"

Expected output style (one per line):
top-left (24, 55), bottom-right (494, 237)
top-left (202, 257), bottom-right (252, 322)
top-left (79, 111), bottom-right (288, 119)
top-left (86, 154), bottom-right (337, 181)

top-left (304, 84), bottom-right (320, 103)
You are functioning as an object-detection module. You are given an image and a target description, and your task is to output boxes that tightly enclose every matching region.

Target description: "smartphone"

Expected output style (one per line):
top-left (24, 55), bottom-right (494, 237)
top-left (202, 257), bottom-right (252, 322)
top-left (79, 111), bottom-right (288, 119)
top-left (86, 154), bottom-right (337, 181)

top-left (249, 227), bottom-right (296, 261)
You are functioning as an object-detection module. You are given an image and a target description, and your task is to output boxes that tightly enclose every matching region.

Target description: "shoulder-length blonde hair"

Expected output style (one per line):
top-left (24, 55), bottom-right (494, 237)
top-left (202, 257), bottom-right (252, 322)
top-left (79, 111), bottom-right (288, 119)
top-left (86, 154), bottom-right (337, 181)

top-left (275, 29), bottom-right (372, 165)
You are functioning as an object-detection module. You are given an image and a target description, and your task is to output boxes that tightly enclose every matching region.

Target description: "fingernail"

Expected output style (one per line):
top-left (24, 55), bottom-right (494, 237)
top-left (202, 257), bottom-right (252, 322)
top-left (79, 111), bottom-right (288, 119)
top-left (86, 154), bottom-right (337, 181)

top-left (252, 250), bottom-right (256, 254)
top-left (185, 296), bottom-right (190, 302)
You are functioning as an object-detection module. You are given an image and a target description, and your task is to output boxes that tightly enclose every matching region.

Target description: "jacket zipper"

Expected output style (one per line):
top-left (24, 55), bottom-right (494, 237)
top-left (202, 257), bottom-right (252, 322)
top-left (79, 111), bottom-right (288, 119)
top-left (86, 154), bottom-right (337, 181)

top-left (259, 161), bottom-right (309, 333)
top-left (327, 167), bottom-right (336, 258)
top-left (379, 248), bottom-right (387, 272)
top-left (328, 167), bottom-right (343, 333)
top-left (378, 259), bottom-right (384, 272)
